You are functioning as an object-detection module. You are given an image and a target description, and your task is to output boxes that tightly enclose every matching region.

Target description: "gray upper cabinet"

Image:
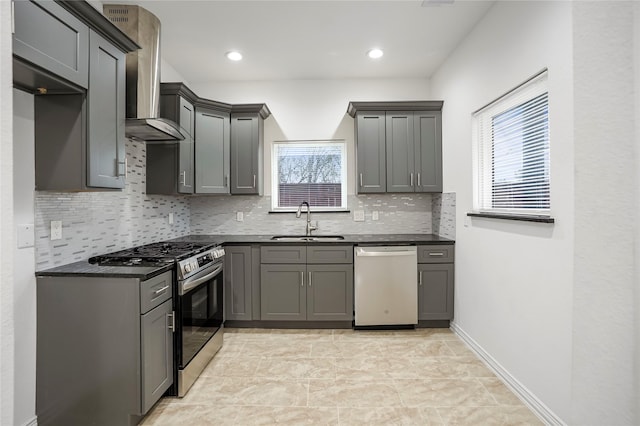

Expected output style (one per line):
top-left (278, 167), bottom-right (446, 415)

top-left (87, 30), bottom-right (126, 189)
top-left (414, 111), bottom-right (443, 192)
top-left (348, 101), bottom-right (444, 194)
top-left (13, 0), bottom-right (89, 89)
top-left (149, 84), bottom-right (197, 195)
top-left (16, 0), bottom-right (137, 191)
top-left (355, 112), bottom-right (386, 193)
top-left (230, 104), bottom-right (270, 195)
top-left (195, 105), bottom-right (230, 194)
top-left (386, 112), bottom-right (415, 193)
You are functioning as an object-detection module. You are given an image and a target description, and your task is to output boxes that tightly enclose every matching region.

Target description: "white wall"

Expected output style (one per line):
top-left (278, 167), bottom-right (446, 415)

top-left (0, 1), bottom-right (15, 425)
top-left (190, 79), bottom-right (430, 196)
top-left (571, 2), bottom-right (637, 424)
top-left (12, 90), bottom-right (36, 426)
top-left (430, 1), bottom-right (574, 423)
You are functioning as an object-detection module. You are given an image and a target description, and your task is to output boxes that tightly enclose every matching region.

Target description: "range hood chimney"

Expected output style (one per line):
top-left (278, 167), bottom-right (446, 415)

top-left (104, 4), bottom-right (184, 142)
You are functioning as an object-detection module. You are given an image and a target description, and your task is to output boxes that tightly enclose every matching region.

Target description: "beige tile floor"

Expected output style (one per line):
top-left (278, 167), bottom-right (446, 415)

top-left (141, 328), bottom-right (543, 425)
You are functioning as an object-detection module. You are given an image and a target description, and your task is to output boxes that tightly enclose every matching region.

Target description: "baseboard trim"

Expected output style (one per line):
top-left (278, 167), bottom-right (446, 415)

top-left (20, 416), bottom-right (37, 426)
top-left (450, 322), bottom-right (566, 426)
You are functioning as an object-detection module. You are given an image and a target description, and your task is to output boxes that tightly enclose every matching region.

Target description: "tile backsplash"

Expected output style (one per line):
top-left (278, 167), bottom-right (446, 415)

top-left (34, 140), bottom-right (190, 270)
top-left (190, 194), bottom-right (434, 236)
top-left (34, 138), bottom-right (456, 269)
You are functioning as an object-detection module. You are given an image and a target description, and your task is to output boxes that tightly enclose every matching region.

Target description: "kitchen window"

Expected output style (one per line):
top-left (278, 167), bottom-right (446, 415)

top-left (271, 140), bottom-right (347, 211)
top-left (471, 70), bottom-right (552, 221)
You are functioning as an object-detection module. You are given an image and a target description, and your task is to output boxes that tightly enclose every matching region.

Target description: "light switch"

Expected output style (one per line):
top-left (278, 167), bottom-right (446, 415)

top-left (372, 211), bottom-right (379, 221)
top-left (50, 220), bottom-right (62, 241)
top-left (17, 224), bottom-right (34, 249)
top-left (236, 211), bottom-right (244, 222)
top-left (169, 213), bottom-right (174, 225)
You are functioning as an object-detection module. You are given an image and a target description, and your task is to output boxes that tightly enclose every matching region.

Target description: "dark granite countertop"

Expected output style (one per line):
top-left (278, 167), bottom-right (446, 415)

top-left (35, 261), bottom-right (173, 279)
top-left (167, 234), bottom-right (455, 245)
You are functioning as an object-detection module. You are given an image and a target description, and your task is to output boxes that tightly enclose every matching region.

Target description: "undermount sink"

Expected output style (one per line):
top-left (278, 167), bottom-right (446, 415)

top-left (270, 235), bottom-right (345, 242)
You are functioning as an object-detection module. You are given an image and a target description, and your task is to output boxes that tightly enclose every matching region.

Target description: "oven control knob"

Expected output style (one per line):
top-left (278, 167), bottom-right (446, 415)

top-left (184, 263), bottom-right (191, 273)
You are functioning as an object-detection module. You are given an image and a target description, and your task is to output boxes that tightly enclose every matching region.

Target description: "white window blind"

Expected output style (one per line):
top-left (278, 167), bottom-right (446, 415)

top-left (473, 70), bottom-right (550, 214)
top-left (272, 141), bottom-right (347, 211)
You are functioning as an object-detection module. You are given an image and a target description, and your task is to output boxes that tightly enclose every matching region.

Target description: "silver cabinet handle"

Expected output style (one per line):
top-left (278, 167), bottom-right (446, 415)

top-left (410, 173), bottom-right (414, 187)
top-left (154, 285), bottom-right (170, 295)
top-left (300, 271), bottom-right (304, 287)
top-left (308, 272), bottom-right (312, 287)
top-left (429, 252), bottom-right (445, 257)
top-left (359, 173), bottom-right (363, 188)
top-left (253, 174), bottom-right (256, 188)
top-left (419, 271), bottom-right (423, 286)
top-left (224, 174), bottom-right (229, 187)
top-left (417, 173), bottom-right (421, 187)
top-left (168, 311), bottom-right (175, 332)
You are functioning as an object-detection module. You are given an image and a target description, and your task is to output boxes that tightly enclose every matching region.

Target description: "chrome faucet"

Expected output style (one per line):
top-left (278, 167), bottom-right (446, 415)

top-left (296, 201), bottom-right (318, 236)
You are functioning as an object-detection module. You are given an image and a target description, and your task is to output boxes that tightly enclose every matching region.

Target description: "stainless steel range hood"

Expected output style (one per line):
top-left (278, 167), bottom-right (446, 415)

top-left (104, 4), bottom-right (184, 142)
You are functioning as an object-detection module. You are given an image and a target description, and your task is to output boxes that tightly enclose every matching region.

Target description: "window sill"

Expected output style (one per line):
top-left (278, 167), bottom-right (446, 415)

top-left (269, 209), bottom-right (351, 214)
top-left (467, 212), bottom-right (555, 223)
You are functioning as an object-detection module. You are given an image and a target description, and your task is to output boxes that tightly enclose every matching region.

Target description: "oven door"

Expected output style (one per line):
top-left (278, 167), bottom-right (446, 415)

top-left (177, 261), bottom-right (223, 369)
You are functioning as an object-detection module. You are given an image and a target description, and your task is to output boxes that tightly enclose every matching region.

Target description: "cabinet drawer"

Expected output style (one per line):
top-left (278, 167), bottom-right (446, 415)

top-left (417, 245), bottom-right (454, 263)
top-left (307, 245), bottom-right (354, 264)
top-left (13, 0), bottom-right (89, 89)
top-left (260, 246), bottom-right (306, 264)
top-left (140, 271), bottom-right (173, 313)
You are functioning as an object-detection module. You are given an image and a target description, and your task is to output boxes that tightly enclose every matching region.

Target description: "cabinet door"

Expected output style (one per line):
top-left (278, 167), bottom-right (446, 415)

top-left (356, 112), bottom-right (386, 193)
top-left (141, 299), bottom-right (173, 414)
top-left (414, 111), bottom-right (443, 192)
top-left (386, 112), bottom-right (415, 193)
top-left (307, 264), bottom-right (353, 321)
top-left (178, 97), bottom-right (195, 193)
top-left (260, 264), bottom-right (306, 321)
top-left (87, 30), bottom-right (126, 188)
top-left (418, 264), bottom-right (454, 320)
top-left (195, 108), bottom-right (230, 194)
top-left (13, 0), bottom-right (89, 89)
top-left (224, 246), bottom-right (253, 321)
top-left (231, 114), bottom-right (260, 194)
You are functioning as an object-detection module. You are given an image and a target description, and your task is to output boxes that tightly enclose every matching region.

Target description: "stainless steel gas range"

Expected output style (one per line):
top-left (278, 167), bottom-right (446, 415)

top-left (90, 240), bottom-right (225, 397)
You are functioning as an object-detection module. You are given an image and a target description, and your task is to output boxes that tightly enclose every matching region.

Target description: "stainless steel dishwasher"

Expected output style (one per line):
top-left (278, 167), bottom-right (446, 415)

top-left (354, 246), bottom-right (418, 327)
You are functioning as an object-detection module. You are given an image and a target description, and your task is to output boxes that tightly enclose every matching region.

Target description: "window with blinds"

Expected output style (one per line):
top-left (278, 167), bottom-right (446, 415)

top-left (473, 70), bottom-right (550, 215)
top-left (272, 141), bottom-right (347, 211)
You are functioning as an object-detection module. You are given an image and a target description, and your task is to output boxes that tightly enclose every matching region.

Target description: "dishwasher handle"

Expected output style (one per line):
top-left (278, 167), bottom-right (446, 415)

top-left (355, 247), bottom-right (417, 257)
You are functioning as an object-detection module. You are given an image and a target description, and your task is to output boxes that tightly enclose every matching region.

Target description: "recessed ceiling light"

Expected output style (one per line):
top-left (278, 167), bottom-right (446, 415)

top-left (226, 51), bottom-right (243, 61)
top-left (367, 48), bottom-right (384, 59)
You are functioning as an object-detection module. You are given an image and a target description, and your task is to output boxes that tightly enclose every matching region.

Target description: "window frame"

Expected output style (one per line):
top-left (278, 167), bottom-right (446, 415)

top-left (471, 69), bottom-right (552, 221)
top-left (270, 139), bottom-right (348, 212)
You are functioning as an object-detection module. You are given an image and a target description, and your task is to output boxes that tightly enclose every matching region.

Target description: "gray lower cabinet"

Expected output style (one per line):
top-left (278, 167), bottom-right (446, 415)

top-left (224, 245), bottom-right (254, 321)
top-left (13, 0), bottom-right (90, 89)
top-left (260, 245), bottom-right (354, 322)
top-left (417, 245), bottom-right (454, 321)
top-left (195, 106), bottom-right (231, 194)
top-left (36, 270), bottom-right (174, 425)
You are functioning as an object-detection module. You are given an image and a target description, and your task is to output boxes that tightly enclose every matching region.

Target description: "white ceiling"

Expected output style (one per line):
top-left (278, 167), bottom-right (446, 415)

top-left (105, 0), bottom-right (495, 83)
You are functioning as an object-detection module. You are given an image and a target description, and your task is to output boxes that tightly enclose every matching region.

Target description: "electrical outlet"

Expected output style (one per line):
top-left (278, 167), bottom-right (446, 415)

top-left (236, 211), bottom-right (244, 222)
top-left (354, 210), bottom-right (365, 222)
top-left (50, 220), bottom-right (62, 241)
top-left (169, 213), bottom-right (174, 225)
top-left (372, 211), bottom-right (379, 221)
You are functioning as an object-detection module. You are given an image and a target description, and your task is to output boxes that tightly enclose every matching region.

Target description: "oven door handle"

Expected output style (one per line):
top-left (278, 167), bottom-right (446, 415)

top-left (179, 263), bottom-right (223, 296)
